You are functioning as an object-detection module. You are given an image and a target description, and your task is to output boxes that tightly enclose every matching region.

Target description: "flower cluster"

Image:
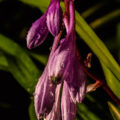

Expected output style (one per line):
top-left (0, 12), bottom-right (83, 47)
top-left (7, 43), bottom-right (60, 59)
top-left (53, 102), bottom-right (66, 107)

top-left (26, 0), bottom-right (86, 120)
top-left (26, 0), bottom-right (62, 49)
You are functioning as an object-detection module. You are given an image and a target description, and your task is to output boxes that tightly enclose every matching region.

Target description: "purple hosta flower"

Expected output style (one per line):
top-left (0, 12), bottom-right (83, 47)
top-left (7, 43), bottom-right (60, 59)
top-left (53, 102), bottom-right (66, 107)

top-left (66, 56), bottom-right (86, 103)
top-left (46, 84), bottom-right (61, 120)
top-left (48, 32), bottom-right (86, 102)
top-left (46, 0), bottom-right (62, 36)
top-left (34, 66), bottom-right (56, 119)
top-left (61, 81), bottom-right (76, 120)
top-left (26, 12), bottom-right (49, 49)
top-left (48, 33), bottom-right (75, 84)
top-left (31, 0), bottom-right (86, 119)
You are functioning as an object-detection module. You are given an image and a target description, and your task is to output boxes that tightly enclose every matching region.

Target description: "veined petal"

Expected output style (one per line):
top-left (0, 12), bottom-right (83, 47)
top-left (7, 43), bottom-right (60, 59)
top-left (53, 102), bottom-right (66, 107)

top-left (66, 57), bottom-right (86, 103)
top-left (46, 0), bottom-right (62, 36)
top-left (48, 34), bottom-right (75, 83)
top-left (46, 83), bottom-right (61, 120)
top-left (61, 81), bottom-right (76, 120)
top-left (26, 13), bottom-right (49, 49)
top-left (34, 66), bottom-right (56, 119)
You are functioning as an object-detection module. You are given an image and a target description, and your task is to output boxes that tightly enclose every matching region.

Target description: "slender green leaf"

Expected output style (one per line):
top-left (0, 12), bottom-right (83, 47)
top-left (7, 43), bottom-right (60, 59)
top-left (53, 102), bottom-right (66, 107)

top-left (29, 101), bottom-right (37, 120)
top-left (90, 9), bottom-right (120, 29)
top-left (108, 102), bottom-right (120, 120)
top-left (0, 52), bottom-right (8, 67)
top-left (30, 52), bottom-right (48, 65)
top-left (0, 34), bottom-right (41, 94)
top-left (77, 103), bottom-right (100, 120)
top-left (0, 34), bottom-right (39, 75)
top-left (101, 62), bottom-right (120, 99)
top-left (81, 2), bottom-right (105, 18)
top-left (20, 0), bottom-right (50, 12)
top-left (117, 23), bottom-right (120, 61)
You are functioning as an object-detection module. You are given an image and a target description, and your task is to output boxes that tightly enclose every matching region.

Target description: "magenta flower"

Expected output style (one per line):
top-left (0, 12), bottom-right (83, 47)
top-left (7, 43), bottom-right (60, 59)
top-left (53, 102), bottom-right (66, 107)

top-left (27, 0), bottom-right (86, 119)
top-left (48, 34), bottom-right (75, 83)
top-left (46, 84), bottom-right (61, 120)
top-left (61, 81), bottom-right (76, 120)
top-left (34, 66), bottom-right (56, 119)
top-left (48, 32), bottom-right (86, 101)
top-left (65, 55), bottom-right (86, 103)
top-left (26, 13), bottom-right (49, 49)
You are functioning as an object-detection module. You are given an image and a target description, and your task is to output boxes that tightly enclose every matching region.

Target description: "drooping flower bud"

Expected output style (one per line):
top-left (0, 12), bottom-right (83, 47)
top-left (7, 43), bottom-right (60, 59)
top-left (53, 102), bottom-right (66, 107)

top-left (34, 67), bottom-right (56, 119)
top-left (26, 13), bottom-right (49, 49)
top-left (61, 81), bottom-right (76, 120)
top-left (46, 0), bottom-right (62, 36)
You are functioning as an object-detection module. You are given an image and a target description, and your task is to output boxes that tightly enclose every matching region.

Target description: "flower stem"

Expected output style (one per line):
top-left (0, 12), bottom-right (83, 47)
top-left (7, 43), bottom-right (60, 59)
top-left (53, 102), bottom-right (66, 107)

top-left (76, 48), bottom-right (120, 106)
top-left (49, 30), bottom-right (63, 57)
top-left (69, 0), bottom-right (75, 32)
top-left (85, 68), bottom-right (120, 107)
top-left (64, 0), bottom-right (69, 20)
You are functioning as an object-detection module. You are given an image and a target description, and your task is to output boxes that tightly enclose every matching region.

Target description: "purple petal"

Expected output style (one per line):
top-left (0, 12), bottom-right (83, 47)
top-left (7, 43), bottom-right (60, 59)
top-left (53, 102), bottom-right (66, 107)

top-left (46, 0), bottom-right (62, 36)
top-left (46, 83), bottom-right (61, 120)
top-left (66, 57), bottom-right (86, 103)
top-left (26, 13), bottom-right (49, 49)
top-left (61, 81), bottom-right (76, 120)
top-left (34, 66), bottom-right (56, 119)
top-left (48, 34), bottom-right (75, 83)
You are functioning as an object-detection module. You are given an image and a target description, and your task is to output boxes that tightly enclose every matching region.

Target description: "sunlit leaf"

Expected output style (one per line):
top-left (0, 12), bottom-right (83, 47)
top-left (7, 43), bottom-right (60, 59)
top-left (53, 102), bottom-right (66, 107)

top-left (0, 51), bottom-right (8, 67)
top-left (76, 94), bottom-right (112, 120)
top-left (20, 0), bottom-right (50, 12)
top-left (108, 102), bottom-right (120, 120)
top-left (0, 34), bottom-right (41, 94)
top-left (81, 2), bottom-right (105, 18)
top-left (29, 101), bottom-right (37, 120)
top-left (90, 9), bottom-right (120, 29)
top-left (77, 103), bottom-right (100, 120)
top-left (101, 62), bottom-right (120, 99)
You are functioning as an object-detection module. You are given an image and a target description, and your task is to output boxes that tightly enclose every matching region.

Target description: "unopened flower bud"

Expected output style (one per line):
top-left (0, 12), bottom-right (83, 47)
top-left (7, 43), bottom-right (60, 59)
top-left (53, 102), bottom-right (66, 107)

top-left (26, 13), bottom-right (49, 49)
top-left (46, 0), bottom-right (62, 36)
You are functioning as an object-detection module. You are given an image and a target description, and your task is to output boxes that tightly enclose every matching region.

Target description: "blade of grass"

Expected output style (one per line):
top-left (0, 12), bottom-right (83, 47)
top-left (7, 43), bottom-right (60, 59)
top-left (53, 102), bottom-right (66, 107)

top-left (0, 35), bottom-right (41, 94)
top-left (81, 2), bottom-right (106, 18)
top-left (29, 101), bottom-right (37, 120)
top-left (108, 102), bottom-right (120, 120)
top-left (90, 9), bottom-right (120, 29)
top-left (101, 62), bottom-right (120, 99)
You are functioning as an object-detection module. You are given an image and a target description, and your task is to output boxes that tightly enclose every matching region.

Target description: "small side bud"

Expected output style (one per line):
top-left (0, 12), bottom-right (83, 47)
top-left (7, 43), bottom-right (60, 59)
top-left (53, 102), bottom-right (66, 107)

top-left (26, 13), bottom-right (49, 49)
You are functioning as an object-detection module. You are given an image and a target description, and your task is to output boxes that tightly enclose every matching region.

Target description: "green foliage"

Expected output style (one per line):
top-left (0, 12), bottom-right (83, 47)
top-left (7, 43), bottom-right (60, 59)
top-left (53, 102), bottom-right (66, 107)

top-left (29, 101), bottom-right (37, 120)
top-left (0, 34), bottom-right (40, 94)
top-left (0, 51), bottom-right (8, 67)
top-left (0, 0), bottom-right (120, 119)
top-left (108, 102), bottom-right (120, 120)
top-left (20, 0), bottom-right (50, 12)
top-left (101, 62), bottom-right (120, 99)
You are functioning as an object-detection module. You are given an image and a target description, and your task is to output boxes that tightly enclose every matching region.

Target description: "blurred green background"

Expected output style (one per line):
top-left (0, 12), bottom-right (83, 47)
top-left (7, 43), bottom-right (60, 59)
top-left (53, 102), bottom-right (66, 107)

top-left (0, 0), bottom-right (120, 120)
